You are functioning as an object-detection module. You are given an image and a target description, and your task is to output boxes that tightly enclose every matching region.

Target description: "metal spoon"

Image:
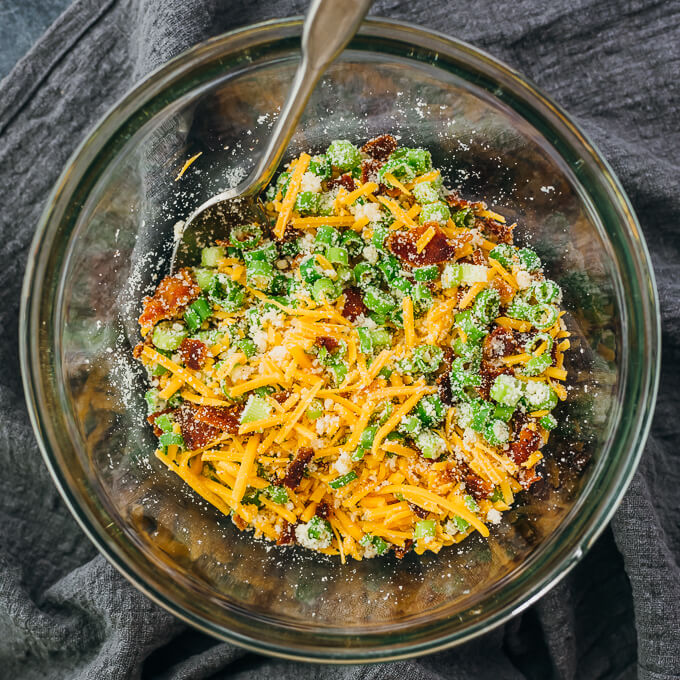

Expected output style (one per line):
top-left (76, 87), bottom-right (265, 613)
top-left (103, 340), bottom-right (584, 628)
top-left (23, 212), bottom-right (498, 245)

top-left (171, 0), bottom-right (374, 272)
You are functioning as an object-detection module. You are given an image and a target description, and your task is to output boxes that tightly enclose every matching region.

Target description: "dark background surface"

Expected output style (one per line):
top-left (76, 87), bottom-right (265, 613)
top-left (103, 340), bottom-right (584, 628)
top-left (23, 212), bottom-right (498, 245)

top-left (0, 0), bottom-right (70, 77)
top-left (1, 1), bottom-right (678, 678)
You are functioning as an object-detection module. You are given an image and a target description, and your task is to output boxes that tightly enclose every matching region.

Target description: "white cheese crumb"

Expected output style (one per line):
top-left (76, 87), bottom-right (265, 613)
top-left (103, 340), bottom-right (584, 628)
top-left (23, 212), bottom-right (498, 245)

top-left (362, 245), bottom-right (379, 264)
top-left (300, 172), bottom-right (322, 193)
top-left (251, 329), bottom-right (268, 354)
top-left (295, 522), bottom-right (332, 550)
top-left (353, 202), bottom-right (383, 223)
top-left (231, 365), bottom-right (254, 382)
top-left (268, 345), bottom-right (288, 362)
top-left (516, 270), bottom-right (532, 290)
top-left (486, 508), bottom-right (502, 525)
top-left (333, 450), bottom-right (353, 475)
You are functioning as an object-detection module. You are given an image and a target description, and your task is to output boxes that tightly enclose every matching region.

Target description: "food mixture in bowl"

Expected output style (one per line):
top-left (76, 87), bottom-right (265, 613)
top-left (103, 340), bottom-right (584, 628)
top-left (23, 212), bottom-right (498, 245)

top-left (134, 135), bottom-right (570, 562)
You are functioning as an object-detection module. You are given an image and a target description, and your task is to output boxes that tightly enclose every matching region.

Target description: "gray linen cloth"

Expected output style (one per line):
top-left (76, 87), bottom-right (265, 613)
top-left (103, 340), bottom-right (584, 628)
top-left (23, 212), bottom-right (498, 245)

top-left (1, 1), bottom-right (678, 678)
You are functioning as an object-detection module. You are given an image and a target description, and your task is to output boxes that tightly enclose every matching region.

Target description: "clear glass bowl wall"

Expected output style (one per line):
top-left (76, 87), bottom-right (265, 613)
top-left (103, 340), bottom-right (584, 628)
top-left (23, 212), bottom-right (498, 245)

top-left (21, 19), bottom-right (658, 662)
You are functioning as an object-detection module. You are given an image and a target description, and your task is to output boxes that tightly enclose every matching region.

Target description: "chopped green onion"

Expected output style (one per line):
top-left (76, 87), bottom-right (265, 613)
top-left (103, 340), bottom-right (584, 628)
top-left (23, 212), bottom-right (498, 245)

top-left (340, 229), bottom-right (363, 255)
top-left (194, 268), bottom-right (215, 290)
top-left (524, 382), bottom-right (558, 410)
top-left (450, 515), bottom-right (470, 533)
top-left (416, 394), bottom-right (445, 427)
top-left (493, 404), bottom-right (515, 422)
top-left (300, 255), bottom-right (324, 284)
top-left (412, 283), bottom-right (433, 312)
top-left (306, 399), bottom-right (323, 421)
top-left (531, 279), bottom-right (561, 304)
top-left (265, 485), bottom-right (289, 504)
top-left (489, 244), bottom-right (516, 269)
top-left (484, 419), bottom-right (510, 446)
top-left (490, 374), bottom-right (524, 407)
top-left (311, 277), bottom-right (338, 303)
top-left (201, 246), bottom-right (225, 268)
top-left (326, 246), bottom-right (348, 266)
top-left (309, 154), bottom-right (331, 179)
top-left (398, 414), bottom-right (422, 436)
top-left (326, 140), bottom-right (361, 172)
top-left (294, 191), bottom-right (320, 215)
top-left (490, 486), bottom-right (504, 503)
top-left (155, 413), bottom-right (174, 433)
top-left (363, 286), bottom-right (397, 314)
top-left (329, 470), bottom-right (358, 489)
top-left (525, 332), bottom-right (554, 354)
top-left (540, 413), bottom-right (558, 430)
top-left (450, 208), bottom-right (474, 229)
top-left (524, 353), bottom-right (552, 376)
top-left (464, 494), bottom-right (479, 512)
top-left (236, 338), bottom-right (258, 358)
top-left (459, 263), bottom-right (489, 285)
top-left (144, 389), bottom-right (161, 414)
top-left (412, 181), bottom-right (440, 204)
top-left (414, 265), bottom-right (439, 282)
top-left (243, 242), bottom-right (278, 264)
top-left (529, 303), bottom-right (559, 330)
top-left (415, 430), bottom-right (446, 459)
top-left (246, 260), bottom-right (275, 291)
top-left (230, 223), bottom-right (262, 249)
top-left (359, 425), bottom-right (378, 450)
top-left (378, 255), bottom-right (401, 282)
top-left (441, 263), bottom-right (463, 289)
top-left (360, 534), bottom-right (389, 555)
top-left (159, 432), bottom-right (184, 448)
top-left (414, 519), bottom-right (436, 540)
top-left (472, 288), bottom-right (501, 325)
top-left (518, 247), bottom-right (542, 272)
top-left (306, 516), bottom-right (333, 544)
top-left (419, 201), bottom-right (450, 225)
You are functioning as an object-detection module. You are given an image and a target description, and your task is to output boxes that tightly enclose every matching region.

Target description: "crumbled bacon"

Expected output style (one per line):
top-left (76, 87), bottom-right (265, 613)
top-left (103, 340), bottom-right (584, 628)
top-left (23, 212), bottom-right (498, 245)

top-left (172, 403), bottom-right (243, 450)
top-left (361, 134), bottom-right (397, 161)
top-left (437, 373), bottom-right (454, 406)
top-left (465, 473), bottom-right (492, 501)
top-left (477, 216), bottom-right (515, 245)
top-left (490, 276), bottom-right (516, 306)
top-left (327, 173), bottom-right (356, 192)
top-left (408, 502), bottom-right (428, 519)
top-left (178, 338), bottom-right (208, 370)
top-left (341, 287), bottom-right (368, 322)
top-left (277, 520), bottom-right (297, 545)
top-left (471, 248), bottom-right (486, 266)
top-left (361, 157), bottom-right (384, 185)
top-left (509, 426), bottom-right (542, 466)
top-left (232, 514), bottom-right (248, 531)
top-left (393, 539), bottom-right (413, 559)
top-left (282, 447), bottom-right (314, 489)
top-left (315, 336), bottom-right (340, 353)
top-left (478, 363), bottom-right (512, 401)
top-left (387, 223), bottom-right (472, 266)
top-left (445, 191), bottom-right (474, 211)
top-left (272, 390), bottom-right (291, 404)
top-left (518, 467), bottom-right (542, 490)
top-left (138, 268), bottom-right (200, 332)
top-left (315, 501), bottom-right (330, 519)
top-left (483, 326), bottom-right (521, 362)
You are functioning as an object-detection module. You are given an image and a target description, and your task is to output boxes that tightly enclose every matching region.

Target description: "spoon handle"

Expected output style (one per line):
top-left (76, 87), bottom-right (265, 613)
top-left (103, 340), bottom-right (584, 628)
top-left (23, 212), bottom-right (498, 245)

top-left (249, 0), bottom-right (374, 194)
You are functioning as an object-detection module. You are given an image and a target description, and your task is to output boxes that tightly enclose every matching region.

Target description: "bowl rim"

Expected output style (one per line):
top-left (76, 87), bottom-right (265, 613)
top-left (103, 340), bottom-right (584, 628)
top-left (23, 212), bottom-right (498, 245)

top-left (19, 15), bottom-right (661, 663)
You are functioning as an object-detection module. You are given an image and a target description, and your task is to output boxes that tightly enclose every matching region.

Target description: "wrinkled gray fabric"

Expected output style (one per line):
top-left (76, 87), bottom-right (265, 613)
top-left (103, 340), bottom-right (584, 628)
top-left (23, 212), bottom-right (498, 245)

top-left (0, 0), bottom-right (678, 678)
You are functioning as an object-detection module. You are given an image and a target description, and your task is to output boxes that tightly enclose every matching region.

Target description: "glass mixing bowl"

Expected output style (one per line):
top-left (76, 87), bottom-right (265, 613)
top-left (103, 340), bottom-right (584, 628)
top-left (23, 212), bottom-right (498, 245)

top-left (20, 18), bottom-right (659, 662)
